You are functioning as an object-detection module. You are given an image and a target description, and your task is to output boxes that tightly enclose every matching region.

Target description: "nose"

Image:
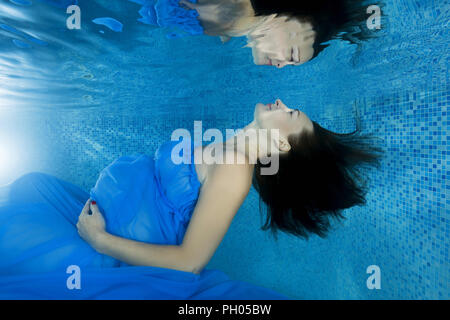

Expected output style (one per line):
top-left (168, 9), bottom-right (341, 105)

top-left (275, 61), bottom-right (288, 68)
top-left (275, 99), bottom-right (281, 106)
top-left (275, 99), bottom-right (285, 108)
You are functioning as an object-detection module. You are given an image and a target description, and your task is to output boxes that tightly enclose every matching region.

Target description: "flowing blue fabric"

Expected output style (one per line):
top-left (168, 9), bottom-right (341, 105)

top-left (129, 0), bottom-right (204, 38)
top-left (0, 140), bottom-right (289, 299)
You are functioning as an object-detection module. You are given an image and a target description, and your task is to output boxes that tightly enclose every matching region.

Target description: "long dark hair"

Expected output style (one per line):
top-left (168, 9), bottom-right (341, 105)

top-left (250, 0), bottom-right (383, 59)
top-left (252, 121), bottom-right (383, 240)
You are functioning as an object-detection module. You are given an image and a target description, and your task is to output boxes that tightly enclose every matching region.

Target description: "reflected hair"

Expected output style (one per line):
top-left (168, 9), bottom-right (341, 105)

top-left (250, 0), bottom-right (384, 59)
top-left (252, 121), bottom-right (383, 240)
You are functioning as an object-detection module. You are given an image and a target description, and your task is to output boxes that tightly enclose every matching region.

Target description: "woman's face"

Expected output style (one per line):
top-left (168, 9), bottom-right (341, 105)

top-left (248, 15), bottom-right (317, 68)
top-left (254, 98), bottom-right (314, 145)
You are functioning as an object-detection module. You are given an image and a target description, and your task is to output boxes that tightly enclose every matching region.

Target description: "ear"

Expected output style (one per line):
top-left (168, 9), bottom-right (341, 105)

top-left (277, 136), bottom-right (291, 152)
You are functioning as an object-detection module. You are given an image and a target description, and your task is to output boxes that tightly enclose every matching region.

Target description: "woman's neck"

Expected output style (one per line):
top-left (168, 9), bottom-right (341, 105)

top-left (223, 120), bottom-right (269, 164)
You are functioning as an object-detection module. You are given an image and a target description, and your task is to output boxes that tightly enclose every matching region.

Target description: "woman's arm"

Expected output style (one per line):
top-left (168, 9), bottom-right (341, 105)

top-left (178, 161), bottom-right (253, 273)
top-left (78, 161), bottom-right (253, 274)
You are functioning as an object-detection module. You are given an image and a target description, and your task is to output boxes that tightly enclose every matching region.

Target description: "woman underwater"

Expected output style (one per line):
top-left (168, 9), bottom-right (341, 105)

top-left (136, 0), bottom-right (377, 68)
top-left (0, 99), bottom-right (382, 299)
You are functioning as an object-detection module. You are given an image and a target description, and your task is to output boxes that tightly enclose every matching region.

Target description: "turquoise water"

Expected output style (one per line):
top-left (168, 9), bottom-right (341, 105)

top-left (0, 0), bottom-right (448, 299)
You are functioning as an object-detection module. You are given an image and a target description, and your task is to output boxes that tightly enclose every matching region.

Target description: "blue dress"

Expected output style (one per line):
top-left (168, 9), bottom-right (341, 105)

top-left (0, 140), bottom-right (289, 299)
top-left (130, 0), bottom-right (204, 38)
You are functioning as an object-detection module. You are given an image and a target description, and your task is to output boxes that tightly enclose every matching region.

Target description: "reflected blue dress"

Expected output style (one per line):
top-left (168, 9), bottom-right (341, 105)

top-left (0, 140), bottom-right (288, 299)
top-left (130, 0), bottom-right (204, 38)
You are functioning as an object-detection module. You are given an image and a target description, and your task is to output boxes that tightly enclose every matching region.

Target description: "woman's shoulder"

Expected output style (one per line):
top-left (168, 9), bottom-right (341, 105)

top-left (199, 145), bottom-right (254, 193)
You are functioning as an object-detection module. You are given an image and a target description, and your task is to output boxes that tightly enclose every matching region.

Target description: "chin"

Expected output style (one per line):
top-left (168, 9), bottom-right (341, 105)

top-left (251, 49), bottom-right (266, 65)
top-left (252, 55), bottom-right (264, 65)
top-left (254, 103), bottom-right (266, 121)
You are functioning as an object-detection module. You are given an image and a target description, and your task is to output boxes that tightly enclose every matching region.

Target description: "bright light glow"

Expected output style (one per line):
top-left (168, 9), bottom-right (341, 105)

top-left (0, 138), bottom-right (20, 186)
top-left (0, 142), bottom-right (17, 168)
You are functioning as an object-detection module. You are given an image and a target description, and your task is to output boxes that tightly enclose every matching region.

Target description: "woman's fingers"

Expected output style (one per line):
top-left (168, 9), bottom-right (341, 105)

top-left (89, 201), bottom-right (99, 215)
top-left (79, 199), bottom-right (91, 218)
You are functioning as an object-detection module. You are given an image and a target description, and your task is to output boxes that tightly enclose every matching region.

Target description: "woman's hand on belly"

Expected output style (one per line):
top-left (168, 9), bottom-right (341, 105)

top-left (76, 199), bottom-right (107, 251)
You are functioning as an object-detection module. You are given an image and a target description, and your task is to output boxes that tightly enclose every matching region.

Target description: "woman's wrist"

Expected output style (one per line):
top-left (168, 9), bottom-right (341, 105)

top-left (93, 230), bottom-right (110, 254)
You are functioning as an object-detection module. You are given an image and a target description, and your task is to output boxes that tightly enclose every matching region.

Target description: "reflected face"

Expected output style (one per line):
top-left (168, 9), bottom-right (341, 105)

top-left (248, 15), bottom-right (317, 68)
top-left (254, 98), bottom-right (314, 143)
